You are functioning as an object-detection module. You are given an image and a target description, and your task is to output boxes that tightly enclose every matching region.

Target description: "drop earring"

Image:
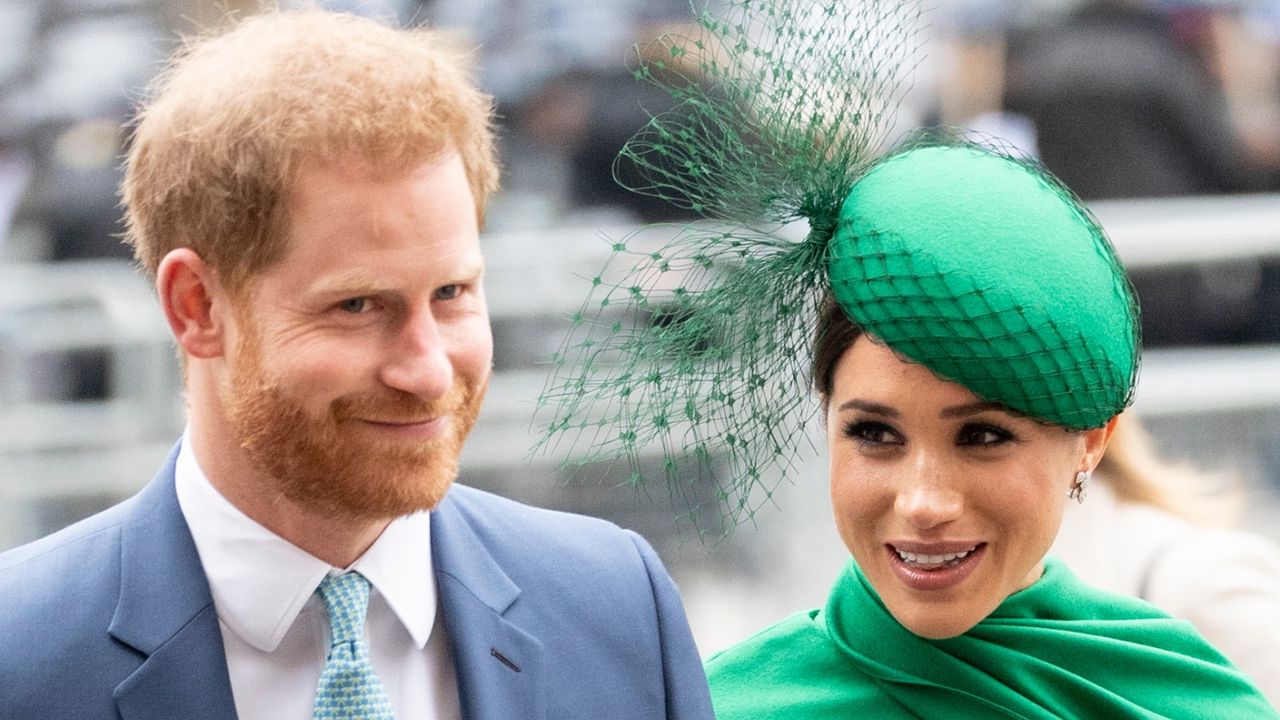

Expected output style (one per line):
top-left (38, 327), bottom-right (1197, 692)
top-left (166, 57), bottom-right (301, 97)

top-left (1068, 471), bottom-right (1090, 503)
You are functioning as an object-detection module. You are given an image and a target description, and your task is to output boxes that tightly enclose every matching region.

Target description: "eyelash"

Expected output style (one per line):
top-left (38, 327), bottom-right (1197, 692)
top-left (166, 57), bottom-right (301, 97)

top-left (333, 284), bottom-right (468, 314)
top-left (841, 420), bottom-right (1017, 448)
top-left (843, 421), bottom-right (902, 447)
top-left (434, 283), bottom-right (463, 300)
top-left (337, 297), bottom-right (371, 314)
top-left (956, 423), bottom-right (1016, 447)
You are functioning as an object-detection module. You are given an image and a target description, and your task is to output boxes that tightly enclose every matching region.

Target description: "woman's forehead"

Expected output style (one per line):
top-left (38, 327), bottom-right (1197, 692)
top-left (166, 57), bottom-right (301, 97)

top-left (832, 336), bottom-right (981, 406)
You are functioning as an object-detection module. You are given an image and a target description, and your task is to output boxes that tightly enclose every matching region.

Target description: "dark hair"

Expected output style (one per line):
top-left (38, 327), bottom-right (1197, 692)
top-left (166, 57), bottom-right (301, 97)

top-left (812, 295), bottom-right (863, 406)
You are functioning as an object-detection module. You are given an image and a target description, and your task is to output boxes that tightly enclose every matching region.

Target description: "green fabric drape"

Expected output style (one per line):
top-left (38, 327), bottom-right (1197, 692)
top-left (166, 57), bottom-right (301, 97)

top-left (707, 558), bottom-right (1278, 719)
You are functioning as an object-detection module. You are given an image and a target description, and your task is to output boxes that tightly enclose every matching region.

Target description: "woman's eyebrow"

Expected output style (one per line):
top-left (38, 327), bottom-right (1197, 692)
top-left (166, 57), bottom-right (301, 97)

top-left (939, 401), bottom-right (1008, 419)
top-left (836, 399), bottom-right (897, 416)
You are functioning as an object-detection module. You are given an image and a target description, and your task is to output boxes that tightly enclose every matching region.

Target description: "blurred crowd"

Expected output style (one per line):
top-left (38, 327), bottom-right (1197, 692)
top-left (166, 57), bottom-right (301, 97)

top-left (1, 0), bottom-right (1278, 332)
top-left (938, 0), bottom-right (1280, 197)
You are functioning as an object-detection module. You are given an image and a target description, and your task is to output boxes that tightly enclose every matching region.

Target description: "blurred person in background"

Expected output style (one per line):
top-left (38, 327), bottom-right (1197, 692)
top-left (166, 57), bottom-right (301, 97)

top-left (0, 10), bottom-right (714, 720)
top-left (427, 0), bottom-right (703, 223)
top-left (936, 0), bottom-right (1280, 199)
top-left (0, 0), bottom-right (173, 400)
top-left (0, 133), bottom-right (29, 254)
top-left (0, 0), bottom-right (171, 263)
top-left (1003, 0), bottom-right (1263, 199)
top-left (1053, 412), bottom-right (1280, 706)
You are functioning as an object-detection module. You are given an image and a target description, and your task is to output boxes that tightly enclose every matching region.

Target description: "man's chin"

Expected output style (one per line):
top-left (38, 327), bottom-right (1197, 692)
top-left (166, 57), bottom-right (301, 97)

top-left (262, 441), bottom-right (461, 520)
top-left (280, 471), bottom-right (457, 522)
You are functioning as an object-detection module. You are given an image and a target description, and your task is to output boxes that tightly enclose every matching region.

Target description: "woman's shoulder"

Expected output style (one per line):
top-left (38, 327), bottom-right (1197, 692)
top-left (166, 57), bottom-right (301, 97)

top-left (705, 608), bottom-right (909, 720)
top-left (705, 608), bottom-right (828, 674)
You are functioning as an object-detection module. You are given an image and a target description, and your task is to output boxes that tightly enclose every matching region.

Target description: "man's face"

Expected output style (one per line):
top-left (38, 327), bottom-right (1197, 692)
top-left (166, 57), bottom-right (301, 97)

top-left (220, 153), bottom-right (492, 520)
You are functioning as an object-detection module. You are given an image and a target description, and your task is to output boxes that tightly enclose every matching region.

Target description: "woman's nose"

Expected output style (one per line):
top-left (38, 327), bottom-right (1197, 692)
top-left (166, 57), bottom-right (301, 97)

top-left (894, 466), bottom-right (964, 530)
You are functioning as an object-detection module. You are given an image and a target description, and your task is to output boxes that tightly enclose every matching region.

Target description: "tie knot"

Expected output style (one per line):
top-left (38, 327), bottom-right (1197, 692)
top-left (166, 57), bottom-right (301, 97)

top-left (316, 572), bottom-right (372, 647)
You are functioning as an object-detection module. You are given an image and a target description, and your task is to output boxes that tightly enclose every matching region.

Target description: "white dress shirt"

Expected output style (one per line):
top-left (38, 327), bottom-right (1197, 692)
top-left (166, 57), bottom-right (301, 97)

top-left (174, 430), bottom-right (461, 720)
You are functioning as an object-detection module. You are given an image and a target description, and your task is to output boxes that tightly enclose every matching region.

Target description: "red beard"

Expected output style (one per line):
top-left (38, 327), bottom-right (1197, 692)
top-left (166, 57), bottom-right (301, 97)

top-left (224, 333), bottom-right (487, 521)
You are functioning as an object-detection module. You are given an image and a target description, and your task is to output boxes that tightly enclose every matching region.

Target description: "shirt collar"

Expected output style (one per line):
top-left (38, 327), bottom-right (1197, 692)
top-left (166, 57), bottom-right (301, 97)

top-left (174, 429), bottom-right (437, 652)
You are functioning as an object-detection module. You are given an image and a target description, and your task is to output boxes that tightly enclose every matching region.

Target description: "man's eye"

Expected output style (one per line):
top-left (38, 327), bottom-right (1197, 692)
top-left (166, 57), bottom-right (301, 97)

top-left (337, 297), bottom-right (370, 313)
top-left (434, 284), bottom-right (462, 300)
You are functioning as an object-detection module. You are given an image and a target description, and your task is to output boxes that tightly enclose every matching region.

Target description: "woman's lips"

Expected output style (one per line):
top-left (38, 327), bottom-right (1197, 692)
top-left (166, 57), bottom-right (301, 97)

top-left (885, 542), bottom-right (987, 592)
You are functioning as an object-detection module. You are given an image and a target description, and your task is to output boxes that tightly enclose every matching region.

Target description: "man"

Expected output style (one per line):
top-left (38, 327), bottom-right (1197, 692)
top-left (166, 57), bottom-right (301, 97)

top-left (0, 11), bottom-right (713, 720)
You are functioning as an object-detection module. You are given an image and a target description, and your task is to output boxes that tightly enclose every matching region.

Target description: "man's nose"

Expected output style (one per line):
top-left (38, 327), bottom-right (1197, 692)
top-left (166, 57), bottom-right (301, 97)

top-left (894, 457), bottom-right (964, 530)
top-left (378, 310), bottom-right (453, 399)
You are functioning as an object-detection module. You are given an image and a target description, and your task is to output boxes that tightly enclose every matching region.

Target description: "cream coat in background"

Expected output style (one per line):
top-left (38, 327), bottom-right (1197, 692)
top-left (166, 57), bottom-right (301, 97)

top-left (1053, 480), bottom-right (1280, 708)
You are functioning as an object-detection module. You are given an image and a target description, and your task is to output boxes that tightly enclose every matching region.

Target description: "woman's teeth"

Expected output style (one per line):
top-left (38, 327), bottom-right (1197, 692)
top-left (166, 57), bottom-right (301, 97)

top-left (895, 547), bottom-right (976, 567)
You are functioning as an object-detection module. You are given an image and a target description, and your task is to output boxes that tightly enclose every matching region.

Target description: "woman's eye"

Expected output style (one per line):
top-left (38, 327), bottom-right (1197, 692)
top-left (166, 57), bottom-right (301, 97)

top-left (434, 284), bottom-right (462, 300)
top-left (957, 423), bottom-right (1014, 447)
top-left (337, 297), bottom-right (370, 314)
top-left (843, 420), bottom-right (902, 447)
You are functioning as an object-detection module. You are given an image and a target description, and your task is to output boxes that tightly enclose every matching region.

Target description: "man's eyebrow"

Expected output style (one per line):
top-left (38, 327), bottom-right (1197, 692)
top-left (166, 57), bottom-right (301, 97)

top-left (457, 260), bottom-right (487, 280)
top-left (939, 401), bottom-right (1010, 419)
top-left (835, 399), bottom-right (898, 416)
top-left (307, 261), bottom-right (486, 297)
top-left (308, 274), bottom-right (388, 296)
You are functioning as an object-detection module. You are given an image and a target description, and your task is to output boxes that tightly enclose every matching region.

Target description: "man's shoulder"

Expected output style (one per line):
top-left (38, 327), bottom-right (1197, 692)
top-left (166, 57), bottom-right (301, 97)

top-left (0, 496), bottom-right (136, 667)
top-left (443, 482), bottom-right (633, 541)
top-left (437, 483), bottom-right (659, 588)
top-left (0, 494), bottom-right (134, 582)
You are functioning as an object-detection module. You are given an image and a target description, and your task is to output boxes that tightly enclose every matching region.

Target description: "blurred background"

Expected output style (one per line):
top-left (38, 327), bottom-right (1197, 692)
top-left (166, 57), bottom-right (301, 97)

top-left (1, 0), bottom-right (1279, 656)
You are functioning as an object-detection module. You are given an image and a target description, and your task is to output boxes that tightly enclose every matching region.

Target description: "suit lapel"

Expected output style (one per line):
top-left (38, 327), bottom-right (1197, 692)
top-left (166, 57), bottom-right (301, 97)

top-left (432, 491), bottom-right (546, 720)
top-left (109, 445), bottom-right (238, 720)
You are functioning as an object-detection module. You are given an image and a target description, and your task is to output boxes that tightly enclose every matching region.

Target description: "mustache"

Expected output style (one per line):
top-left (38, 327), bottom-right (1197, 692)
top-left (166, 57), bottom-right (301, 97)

top-left (331, 385), bottom-right (466, 422)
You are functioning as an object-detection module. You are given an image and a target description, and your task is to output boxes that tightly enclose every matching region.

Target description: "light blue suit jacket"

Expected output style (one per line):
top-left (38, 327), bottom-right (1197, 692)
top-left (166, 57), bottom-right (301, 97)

top-left (0, 446), bottom-right (714, 719)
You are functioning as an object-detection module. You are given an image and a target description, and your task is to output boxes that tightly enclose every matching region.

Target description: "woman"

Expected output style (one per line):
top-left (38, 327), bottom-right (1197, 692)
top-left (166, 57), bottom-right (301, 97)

top-left (697, 145), bottom-right (1279, 719)
top-left (535, 0), bottom-right (1278, 715)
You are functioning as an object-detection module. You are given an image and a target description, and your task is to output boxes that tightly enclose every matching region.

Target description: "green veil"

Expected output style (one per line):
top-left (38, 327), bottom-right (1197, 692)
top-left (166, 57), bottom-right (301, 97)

top-left (535, 0), bottom-right (1138, 527)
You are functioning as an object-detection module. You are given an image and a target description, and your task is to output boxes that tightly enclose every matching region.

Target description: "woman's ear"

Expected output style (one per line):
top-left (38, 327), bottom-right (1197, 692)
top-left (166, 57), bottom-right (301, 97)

top-left (1079, 415), bottom-right (1120, 474)
top-left (156, 248), bottom-right (230, 360)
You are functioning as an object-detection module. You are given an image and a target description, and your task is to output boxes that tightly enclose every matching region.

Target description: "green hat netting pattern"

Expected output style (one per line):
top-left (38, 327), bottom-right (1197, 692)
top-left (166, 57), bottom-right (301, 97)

top-left (535, 0), bottom-right (1139, 528)
top-left (830, 145), bottom-right (1138, 430)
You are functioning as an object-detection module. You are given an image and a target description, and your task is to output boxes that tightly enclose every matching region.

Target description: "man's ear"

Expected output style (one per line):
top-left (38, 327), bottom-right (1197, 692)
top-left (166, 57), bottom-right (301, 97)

top-left (156, 248), bottom-right (231, 359)
top-left (1079, 415), bottom-right (1120, 474)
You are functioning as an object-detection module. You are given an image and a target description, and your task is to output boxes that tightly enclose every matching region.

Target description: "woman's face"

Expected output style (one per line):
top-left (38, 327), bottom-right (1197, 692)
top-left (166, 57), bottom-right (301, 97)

top-left (826, 337), bottom-right (1112, 639)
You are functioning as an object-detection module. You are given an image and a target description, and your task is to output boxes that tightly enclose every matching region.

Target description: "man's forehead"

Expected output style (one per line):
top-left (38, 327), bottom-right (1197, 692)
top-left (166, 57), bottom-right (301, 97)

top-left (289, 148), bottom-right (457, 185)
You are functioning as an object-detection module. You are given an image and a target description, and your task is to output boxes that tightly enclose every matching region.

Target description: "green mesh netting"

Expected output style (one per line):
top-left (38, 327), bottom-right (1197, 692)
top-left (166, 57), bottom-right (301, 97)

top-left (536, 0), bottom-right (925, 528)
top-left (534, 0), bottom-right (1138, 528)
top-left (829, 144), bottom-right (1139, 430)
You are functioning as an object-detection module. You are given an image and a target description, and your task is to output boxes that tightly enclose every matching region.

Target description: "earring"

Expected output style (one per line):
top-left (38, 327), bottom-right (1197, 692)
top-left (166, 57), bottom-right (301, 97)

top-left (1068, 471), bottom-right (1089, 503)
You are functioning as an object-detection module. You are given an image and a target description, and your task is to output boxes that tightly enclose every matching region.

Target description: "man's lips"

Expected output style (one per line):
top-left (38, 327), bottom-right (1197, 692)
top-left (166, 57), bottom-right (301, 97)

top-left (353, 416), bottom-right (449, 438)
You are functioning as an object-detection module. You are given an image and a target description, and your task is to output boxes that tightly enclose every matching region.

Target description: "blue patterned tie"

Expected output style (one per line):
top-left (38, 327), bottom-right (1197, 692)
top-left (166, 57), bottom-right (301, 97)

top-left (312, 572), bottom-right (396, 720)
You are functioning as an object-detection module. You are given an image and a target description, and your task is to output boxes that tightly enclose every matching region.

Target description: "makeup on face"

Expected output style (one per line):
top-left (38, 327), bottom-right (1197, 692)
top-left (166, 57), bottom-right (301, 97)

top-left (826, 337), bottom-right (1086, 639)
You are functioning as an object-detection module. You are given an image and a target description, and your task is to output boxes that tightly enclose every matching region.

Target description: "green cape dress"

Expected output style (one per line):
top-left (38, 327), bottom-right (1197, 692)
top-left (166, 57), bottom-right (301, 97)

top-left (706, 558), bottom-right (1278, 719)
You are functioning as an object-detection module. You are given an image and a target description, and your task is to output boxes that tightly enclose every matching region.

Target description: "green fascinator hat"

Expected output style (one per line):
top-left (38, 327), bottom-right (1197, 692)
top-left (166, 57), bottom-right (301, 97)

top-left (537, 0), bottom-right (1139, 525)
top-left (830, 144), bottom-right (1137, 430)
